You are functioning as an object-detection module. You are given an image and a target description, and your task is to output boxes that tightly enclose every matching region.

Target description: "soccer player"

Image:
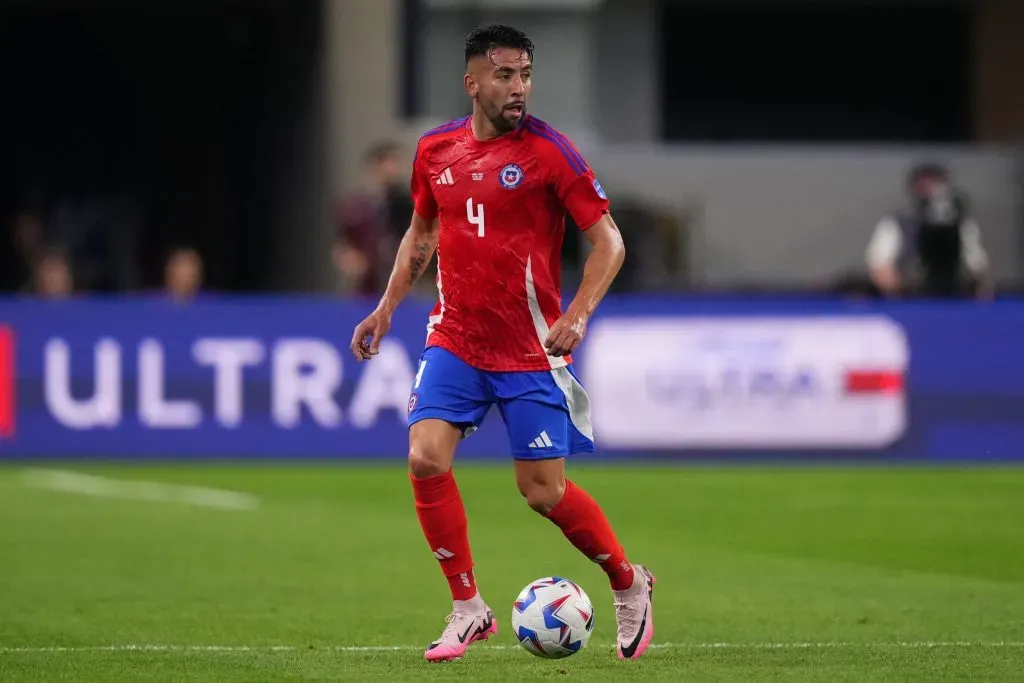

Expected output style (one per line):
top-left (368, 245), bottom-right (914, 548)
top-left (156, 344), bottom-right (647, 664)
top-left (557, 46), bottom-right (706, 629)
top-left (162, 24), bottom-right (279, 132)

top-left (350, 24), bottom-right (655, 663)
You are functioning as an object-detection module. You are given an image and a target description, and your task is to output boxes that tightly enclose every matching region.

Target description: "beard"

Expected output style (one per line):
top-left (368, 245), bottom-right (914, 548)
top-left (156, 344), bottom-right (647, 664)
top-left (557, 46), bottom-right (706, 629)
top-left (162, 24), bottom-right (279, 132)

top-left (482, 98), bottom-right (525, 134)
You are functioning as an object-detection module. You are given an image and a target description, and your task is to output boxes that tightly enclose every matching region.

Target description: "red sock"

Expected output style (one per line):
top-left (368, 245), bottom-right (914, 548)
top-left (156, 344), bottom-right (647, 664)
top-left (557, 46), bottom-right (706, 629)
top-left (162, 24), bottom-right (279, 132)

top-left (546, 480), bottom-right (635, 591)
top-left (410, 470), bottom-right (478, 601)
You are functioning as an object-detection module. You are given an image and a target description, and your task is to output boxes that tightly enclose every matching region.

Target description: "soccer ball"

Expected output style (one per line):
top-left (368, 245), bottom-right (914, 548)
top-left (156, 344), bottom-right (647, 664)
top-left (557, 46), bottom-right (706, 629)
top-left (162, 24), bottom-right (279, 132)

top-left (511, 576), bottom-right (595, 659)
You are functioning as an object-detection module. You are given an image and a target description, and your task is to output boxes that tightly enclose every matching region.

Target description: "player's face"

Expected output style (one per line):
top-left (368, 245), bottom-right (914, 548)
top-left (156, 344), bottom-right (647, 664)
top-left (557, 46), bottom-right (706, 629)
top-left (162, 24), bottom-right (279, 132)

top-left (467, 47), bottom-right (532, 134)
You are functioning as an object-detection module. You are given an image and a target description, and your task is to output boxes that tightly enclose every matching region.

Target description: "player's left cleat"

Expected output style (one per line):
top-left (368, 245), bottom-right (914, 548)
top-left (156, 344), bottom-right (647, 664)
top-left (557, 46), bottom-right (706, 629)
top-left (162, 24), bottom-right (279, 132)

top-left (423, 606), bottom-right (498, 662)
top-left (613, 564), bottom-right (656, 660)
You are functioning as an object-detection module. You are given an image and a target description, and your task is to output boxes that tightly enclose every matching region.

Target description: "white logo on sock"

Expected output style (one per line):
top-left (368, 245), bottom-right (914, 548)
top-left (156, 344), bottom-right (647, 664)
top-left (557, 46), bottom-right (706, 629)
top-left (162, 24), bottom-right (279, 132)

top-left (527, 431), bottom-right (554, 449)
top-left (433, 547), bottom-right (455, 560)
top-left (591, 553), bottom-right (611, 563)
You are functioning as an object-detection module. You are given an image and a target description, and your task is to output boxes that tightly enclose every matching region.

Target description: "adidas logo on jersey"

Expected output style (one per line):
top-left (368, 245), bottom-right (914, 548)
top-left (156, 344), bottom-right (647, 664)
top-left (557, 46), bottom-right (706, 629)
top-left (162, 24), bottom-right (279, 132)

top-left (435, 167), bottom-right (455, 186)
top-left (527, 431), bottom-right (554, 449)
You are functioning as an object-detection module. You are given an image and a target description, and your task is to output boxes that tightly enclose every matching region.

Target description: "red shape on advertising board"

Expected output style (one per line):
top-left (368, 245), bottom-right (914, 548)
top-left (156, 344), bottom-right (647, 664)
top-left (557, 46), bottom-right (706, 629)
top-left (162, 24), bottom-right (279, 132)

top-left (0, 326), bottom-right (14, 438)
top-left (844, 370), bottom-right (904, 395)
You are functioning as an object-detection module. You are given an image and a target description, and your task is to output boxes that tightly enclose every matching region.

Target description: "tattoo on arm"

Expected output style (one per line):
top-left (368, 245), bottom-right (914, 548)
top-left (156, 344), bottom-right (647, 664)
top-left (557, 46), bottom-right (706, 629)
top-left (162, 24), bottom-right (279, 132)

top-left (408, 240), bottom-right (431, 284)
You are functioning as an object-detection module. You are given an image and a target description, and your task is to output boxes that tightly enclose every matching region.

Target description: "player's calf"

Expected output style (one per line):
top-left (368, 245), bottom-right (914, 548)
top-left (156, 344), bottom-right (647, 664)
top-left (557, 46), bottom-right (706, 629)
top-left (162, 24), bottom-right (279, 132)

top-left (409, 419), bottom-right (483, 605)
top-left (543, 479), bottom-right (636, 591)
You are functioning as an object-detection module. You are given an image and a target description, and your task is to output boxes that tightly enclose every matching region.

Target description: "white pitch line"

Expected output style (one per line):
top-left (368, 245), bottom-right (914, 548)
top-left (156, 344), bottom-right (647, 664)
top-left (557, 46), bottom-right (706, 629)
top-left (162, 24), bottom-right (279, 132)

top-left (2, 642), bottom-right (1023, 654)
top-left (20, 469), bottom-right (258, 511)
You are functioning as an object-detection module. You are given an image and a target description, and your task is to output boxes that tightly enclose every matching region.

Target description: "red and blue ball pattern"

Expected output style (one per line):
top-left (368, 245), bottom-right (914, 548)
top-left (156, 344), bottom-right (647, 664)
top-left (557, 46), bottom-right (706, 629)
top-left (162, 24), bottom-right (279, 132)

top-left (512, 576), bottom-right (595, 659)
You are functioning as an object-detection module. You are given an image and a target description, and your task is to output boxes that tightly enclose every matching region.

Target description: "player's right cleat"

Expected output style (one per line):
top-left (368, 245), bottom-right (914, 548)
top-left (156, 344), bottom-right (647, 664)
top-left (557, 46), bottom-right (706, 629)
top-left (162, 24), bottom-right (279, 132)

top-left (423, 606), bottom-right (497, 662)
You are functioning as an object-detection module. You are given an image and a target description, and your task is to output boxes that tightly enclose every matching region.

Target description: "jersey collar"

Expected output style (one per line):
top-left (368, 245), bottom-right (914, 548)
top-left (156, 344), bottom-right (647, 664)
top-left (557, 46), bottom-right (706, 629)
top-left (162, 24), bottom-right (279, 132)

top-left (464, 114), bottom-right (528, 150)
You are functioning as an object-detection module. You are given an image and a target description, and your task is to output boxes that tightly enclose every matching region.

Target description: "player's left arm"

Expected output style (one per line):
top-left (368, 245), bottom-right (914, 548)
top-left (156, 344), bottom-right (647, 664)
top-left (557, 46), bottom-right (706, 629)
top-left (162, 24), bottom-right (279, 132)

top-left (543, 142), bottom-right (625, 357)
top-left (545, 214), bottom-right (625, 357)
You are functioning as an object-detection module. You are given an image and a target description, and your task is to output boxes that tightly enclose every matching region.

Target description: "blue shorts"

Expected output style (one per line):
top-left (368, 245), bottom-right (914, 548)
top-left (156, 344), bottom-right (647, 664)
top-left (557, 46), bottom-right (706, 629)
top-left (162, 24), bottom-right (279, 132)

top-left (407, 346), bottom-right (595, 460)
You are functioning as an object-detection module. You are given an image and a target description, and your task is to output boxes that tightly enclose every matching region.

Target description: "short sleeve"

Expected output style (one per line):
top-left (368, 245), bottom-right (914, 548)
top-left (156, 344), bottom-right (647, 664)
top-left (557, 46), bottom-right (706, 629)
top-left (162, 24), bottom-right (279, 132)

top-left (865, 216), bottom-right (902, 269)
top-left (410, 141), bottom-right (438, 222)
top-left (959, 218), bottom-right (989, 274)
top-left (546, 138), bottom-right (610, 231)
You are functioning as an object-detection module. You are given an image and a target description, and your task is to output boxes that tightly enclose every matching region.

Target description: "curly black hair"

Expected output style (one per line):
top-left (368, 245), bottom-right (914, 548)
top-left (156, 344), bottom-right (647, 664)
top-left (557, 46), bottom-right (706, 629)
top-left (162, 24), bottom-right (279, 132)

top-left (465, 24), bottom-right (534, 65)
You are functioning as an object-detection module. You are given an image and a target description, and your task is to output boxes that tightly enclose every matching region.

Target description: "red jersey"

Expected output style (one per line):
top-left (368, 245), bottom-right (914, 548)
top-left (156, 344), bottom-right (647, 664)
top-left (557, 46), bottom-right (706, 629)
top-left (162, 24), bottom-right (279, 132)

top-left (410, 115), bottom-right (610, 372)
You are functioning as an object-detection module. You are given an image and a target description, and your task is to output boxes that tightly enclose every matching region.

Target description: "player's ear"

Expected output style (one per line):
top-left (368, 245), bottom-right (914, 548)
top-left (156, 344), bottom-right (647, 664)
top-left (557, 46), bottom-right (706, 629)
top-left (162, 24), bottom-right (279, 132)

top-left (464, 72), bottom-right (478, 98)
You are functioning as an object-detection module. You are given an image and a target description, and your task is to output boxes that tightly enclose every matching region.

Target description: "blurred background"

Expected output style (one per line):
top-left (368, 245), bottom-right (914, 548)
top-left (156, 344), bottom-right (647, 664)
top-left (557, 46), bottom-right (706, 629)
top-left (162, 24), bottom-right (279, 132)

top-left (3, 0), bottom-right (1023, 302)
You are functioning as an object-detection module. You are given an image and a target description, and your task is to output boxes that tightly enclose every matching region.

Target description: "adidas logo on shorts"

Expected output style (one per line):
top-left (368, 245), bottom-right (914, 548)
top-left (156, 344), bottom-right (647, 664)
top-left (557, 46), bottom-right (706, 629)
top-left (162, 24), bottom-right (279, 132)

top-left (527, 431), bottom-right (554, 449)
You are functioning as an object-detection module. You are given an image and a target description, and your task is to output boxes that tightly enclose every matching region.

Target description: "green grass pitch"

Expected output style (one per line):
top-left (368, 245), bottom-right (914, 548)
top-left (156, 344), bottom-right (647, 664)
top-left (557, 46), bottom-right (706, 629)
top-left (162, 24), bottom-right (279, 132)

top-left (0, 463), bottom-right (1022, 681)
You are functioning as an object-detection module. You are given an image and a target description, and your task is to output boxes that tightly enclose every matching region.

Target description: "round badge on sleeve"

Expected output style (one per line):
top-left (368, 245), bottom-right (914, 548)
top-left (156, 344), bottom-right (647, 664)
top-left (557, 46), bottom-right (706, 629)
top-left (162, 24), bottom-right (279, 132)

top-left (593, 178), bottom-right (607, 200)
top-left (499, 163), bottom-right (525, 190)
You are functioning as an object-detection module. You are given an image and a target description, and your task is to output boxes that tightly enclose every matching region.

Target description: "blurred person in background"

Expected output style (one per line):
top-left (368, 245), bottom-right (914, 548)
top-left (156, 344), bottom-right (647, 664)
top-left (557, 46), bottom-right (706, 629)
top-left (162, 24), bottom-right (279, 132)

top-left (1, 210), bottom-right (45, 291)
top-left (33, 250), bottom-right (74, 299)
top-left (333, 140), bottom-right (415, 297)
top-left (866, 162), bottom-right (993, 299)
top-left (164, 246), bottom-right (204, 303)
top-left (48, 193), bottom-right (142, 293)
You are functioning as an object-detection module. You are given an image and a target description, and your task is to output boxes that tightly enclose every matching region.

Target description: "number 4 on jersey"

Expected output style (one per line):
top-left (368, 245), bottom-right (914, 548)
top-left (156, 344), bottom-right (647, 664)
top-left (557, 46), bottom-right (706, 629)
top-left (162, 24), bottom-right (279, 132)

top-left (466, 198), bottom-right (485, 237)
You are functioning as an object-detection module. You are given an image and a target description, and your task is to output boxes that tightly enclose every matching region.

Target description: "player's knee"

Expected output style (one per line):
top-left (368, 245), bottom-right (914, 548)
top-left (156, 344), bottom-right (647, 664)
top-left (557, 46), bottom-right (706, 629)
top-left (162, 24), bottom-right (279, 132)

top-left (408, 420), bottom-right (460, 478)
top-left (408, 443), bottom-right (448, 479)
top-left (520, 478), bottom-right (566, 516)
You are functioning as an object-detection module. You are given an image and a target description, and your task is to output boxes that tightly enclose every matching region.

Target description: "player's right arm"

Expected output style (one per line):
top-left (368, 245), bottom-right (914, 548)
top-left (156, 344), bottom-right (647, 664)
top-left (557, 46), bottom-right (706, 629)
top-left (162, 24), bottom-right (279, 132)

top-left (350, 141), bottom-right (439, 361)
top-left (379, 212), bottom-right (439, 312)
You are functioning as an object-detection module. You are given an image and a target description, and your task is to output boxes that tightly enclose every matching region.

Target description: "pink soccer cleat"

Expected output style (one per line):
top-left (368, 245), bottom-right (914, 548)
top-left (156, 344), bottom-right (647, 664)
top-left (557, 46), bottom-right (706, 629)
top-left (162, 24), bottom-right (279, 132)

top-left (614, 565), bottom-right (656, 660)
top-left (423, 606), bottom-right (497, 662)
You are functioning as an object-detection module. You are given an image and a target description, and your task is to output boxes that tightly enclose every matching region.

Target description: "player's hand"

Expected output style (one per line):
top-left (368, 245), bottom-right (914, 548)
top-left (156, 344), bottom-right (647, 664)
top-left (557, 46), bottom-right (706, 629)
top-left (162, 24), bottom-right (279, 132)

top-left (544, 311), bottom-right (587, 358)
top-left (350, 309), bottom-right (392, 362)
